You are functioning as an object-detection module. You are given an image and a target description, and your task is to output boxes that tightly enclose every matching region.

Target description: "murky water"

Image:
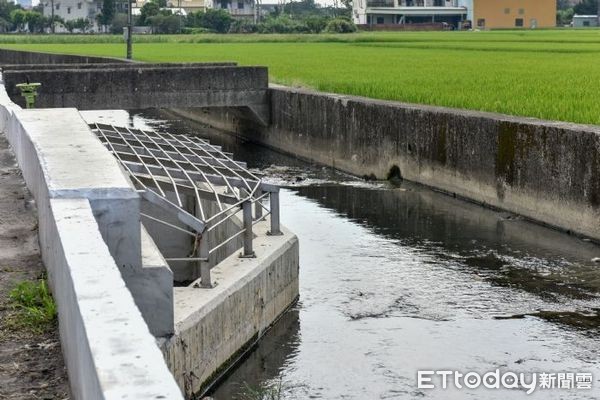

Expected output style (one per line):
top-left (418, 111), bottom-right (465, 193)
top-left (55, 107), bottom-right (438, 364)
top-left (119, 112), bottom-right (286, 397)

top-left (82, 110), bottom-right (600, 399)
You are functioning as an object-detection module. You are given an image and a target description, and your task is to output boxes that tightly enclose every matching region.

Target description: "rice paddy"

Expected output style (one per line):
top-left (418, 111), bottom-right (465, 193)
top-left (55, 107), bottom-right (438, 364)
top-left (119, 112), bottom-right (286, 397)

top-left (2, 30), bottom-right (600, 125)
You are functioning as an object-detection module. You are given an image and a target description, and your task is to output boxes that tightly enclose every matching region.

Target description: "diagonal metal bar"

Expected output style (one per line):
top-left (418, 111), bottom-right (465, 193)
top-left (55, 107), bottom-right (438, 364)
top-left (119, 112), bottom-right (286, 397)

top-left (141, 188), bottom-right (205, 233)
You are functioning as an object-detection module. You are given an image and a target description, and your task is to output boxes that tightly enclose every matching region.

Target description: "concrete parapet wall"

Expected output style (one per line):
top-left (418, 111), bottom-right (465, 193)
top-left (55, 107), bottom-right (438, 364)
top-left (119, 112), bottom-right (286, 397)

top-left (161, 223), bottom-right (299, 397)
top-left (0, 48), bottom-right (128, 65)
top-left (174, 85), bottom-right (600, 241)
top-left (3, 66), bottom-right (269, 111)
top-left (1, 62), bottom-right (237, 70)
top-left (43, 198), bottom-right (182, 399)
top-left (0, 75), bottom-right (182, 397)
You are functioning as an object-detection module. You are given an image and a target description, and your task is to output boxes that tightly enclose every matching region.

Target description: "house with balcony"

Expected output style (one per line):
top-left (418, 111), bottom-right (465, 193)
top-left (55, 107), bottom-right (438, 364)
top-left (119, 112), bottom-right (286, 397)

top-left (353, 0), bottom-right (557, 29)
top-left (134, 0), bottom-right (261, 20)
top-left (211, 0), bottom-right (258, 20)
top-left (353, 0), bottom-right (470, 28)
top-left (42, 0), bottom-right (104, 31)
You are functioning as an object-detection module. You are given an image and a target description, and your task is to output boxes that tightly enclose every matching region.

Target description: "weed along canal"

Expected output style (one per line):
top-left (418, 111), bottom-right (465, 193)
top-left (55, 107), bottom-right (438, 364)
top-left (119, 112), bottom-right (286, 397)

top-left (83, 110), bottom-right (600, 400)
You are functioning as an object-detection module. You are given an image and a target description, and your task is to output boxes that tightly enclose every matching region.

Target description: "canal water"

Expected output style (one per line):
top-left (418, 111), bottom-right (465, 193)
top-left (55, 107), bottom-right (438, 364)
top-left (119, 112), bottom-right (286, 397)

top-left (83, 110), bottom-right (600, 399)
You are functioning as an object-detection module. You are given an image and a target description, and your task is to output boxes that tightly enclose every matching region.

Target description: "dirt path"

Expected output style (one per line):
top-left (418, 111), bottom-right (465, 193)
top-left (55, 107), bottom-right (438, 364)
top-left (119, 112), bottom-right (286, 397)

top-left (0, 134), bottom-right (69, 399)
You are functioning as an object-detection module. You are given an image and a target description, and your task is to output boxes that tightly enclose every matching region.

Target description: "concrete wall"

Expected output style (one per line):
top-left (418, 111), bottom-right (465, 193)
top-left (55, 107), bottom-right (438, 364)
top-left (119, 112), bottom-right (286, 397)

top-left (43, 198), bottom-right (183, 400)
top-left (2, 106), bottom-right (176, 337)
top-left (3, 65), bottom-right (269, 112)
top-left (172, 85), bottom-right (600, 242)
top-left (0, 48), bottom-right (128, 65)
top-left (161, 223), bottom-right (299, 397)
top-left (0, 76), bottom-right (183, 398)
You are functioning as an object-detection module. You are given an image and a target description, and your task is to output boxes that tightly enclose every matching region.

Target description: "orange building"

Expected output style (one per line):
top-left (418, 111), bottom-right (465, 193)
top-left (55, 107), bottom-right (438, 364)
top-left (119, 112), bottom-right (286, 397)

top-left (471, 0), bottom-right (556, 29)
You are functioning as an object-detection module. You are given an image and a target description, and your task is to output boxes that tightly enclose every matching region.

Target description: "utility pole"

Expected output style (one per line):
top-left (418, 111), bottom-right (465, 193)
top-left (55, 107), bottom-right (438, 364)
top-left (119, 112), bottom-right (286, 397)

top-left (178, 0), bottom-right (181, 33)
top-left (126, 0), bottom-right (133, 59)
top-left (50, 0), bottom-right (55, 33)
top-left (598, 0), bottom-right (600, 27)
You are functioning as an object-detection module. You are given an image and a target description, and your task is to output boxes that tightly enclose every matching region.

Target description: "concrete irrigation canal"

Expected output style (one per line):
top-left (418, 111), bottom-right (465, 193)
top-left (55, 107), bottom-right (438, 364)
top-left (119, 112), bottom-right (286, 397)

top-left (0, 49), bottom-right (600, 399)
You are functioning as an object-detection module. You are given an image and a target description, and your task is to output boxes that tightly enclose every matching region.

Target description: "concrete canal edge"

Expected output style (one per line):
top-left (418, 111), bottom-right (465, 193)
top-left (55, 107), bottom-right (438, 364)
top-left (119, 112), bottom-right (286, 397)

top-left (172, 84), bottom-right (600, 242)
top-left (0, 83), bottom-right (184, 398)
top-left (0, 51), bottom-right (300, 399)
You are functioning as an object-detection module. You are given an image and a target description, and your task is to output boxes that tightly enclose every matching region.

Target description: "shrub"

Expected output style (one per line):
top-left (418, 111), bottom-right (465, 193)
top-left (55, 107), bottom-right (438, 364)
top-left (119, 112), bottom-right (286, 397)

top-left (257, 15), bottom-right (310, 33)
top-left (325, 17), bottom-right (356, 33)
top-left (148, 13), bottom-right (180, 33)
top-left (187, 9), bottom-right (232, 33)
top-left (304, 15), bottom-right (328, 33)
top-left (110, 13), bottom-right (128, 34)
top-left (229, 19), bottom-right (258, 33)
top-left (181, 26), bottom-right (212, 34)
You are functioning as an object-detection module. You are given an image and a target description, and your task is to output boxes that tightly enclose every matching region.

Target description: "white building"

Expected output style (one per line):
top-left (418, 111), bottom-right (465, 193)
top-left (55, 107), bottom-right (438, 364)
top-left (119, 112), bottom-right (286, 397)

top-left (134, 0), bottom-right (260, 19)
top-left (42, 0), bottom-right (103, 29)
top-left (573, 14), bottom-right (599, 27)
top-left (353, 0), bottom-right (470, 28)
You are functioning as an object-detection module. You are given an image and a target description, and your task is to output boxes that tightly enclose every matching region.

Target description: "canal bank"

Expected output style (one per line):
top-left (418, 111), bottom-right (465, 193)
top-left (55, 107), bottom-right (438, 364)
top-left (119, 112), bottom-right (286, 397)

top-left (122, 110), bottom-right (600, 399)
top-left (170, 84), bottom-right (600, 243)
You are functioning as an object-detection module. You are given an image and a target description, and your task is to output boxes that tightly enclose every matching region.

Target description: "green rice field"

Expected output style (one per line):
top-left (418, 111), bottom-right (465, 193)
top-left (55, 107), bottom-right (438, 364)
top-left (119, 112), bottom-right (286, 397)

top-left (2, 30), bottom-right (600, 125)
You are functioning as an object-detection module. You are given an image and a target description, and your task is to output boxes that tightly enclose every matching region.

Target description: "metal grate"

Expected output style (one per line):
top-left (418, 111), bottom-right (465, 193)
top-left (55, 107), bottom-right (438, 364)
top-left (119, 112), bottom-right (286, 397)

top-left (90, 123), bottom-right (282, 287)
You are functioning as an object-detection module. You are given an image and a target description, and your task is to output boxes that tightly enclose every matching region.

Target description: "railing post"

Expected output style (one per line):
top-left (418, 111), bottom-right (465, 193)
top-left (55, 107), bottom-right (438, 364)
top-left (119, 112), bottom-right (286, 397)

top-left (268, 190), bottom-right (283, 236)
top-left (199, 230), bottom-right (212, 288)
top-left (254, 188), bottom-right (263, 220)
top-left (241, 200), bottom-right (255, 258)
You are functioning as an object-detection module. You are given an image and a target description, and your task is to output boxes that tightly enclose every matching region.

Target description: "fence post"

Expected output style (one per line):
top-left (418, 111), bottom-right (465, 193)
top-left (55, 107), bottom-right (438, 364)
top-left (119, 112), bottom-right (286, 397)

top-left (199, 230), bottom-right (212, 288)
top-left (268, 190), bottom-right (283, 236)
top-left (241, 200), bottom-right (255, 257)
top-left (254, 188), bottom-right (263, 220)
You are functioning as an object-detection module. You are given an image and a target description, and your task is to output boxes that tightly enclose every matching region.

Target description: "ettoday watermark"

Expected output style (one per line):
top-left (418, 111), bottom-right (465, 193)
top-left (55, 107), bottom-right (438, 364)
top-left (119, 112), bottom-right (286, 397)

top-left (417, 370), bottom-right (593, 394)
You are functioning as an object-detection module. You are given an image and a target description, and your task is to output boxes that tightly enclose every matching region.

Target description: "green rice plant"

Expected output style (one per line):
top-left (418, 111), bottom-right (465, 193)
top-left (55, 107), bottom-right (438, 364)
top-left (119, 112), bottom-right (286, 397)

top-left (7, 278), bottom-right (58, 334)
top-left (1, 30), bottom-right (600, 125)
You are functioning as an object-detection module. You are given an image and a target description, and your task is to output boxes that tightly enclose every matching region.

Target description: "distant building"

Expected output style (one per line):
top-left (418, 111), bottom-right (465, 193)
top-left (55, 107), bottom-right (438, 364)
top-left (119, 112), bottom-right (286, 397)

top-left (573, 14), bottom-right (599, 27)
top-left (135, 0), bottom-right (206, 14)
top-left (353, 0), bottom-right (556, 30)
top-left (211, 0), bottom-right (257, 20)
top-left (134, 0), bottom-right (264, 19)
top-left (42, 0), bottom-right (103, 30)
top-left (471, 0), bottom-right (556, 29)
top-left (16, 0), bottom-right (32, 9)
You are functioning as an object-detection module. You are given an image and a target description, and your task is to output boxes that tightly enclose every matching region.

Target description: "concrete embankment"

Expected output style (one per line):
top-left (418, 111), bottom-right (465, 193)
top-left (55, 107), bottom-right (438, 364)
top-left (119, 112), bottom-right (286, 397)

top-left (173, 85), bottom-right (600, 242)
top-left (0, 48), bottom-right (300, 399)
top-left (0, 78), bottom-right (184, 398)
top-left (0, 48), bottom-right (130, 65)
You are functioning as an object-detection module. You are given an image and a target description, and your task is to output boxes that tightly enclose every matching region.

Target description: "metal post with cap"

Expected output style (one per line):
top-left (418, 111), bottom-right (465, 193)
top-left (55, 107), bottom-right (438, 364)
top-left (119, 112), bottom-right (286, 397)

top-left (126, 0), bottom-right (133, 60)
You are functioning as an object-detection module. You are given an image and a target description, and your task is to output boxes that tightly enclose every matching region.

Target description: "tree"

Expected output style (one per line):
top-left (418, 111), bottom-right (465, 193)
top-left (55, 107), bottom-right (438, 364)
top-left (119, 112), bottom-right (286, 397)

top-left (98, 0), bottom-right (115, 26)
top-left (0, 0), bottom-right (22, 31)
top-left (110, 13), bottom-right (128, 33)
top-left (24, 11), bottom-right (44, 32)
top-left (574, 0), bottom-right (597, 15)
top-left (201, 9), bottom-right (232, 33)
top-left (138, 1), bottom-right (160, 25)
top-left (10, 8), bottom-right (26, 31)
top-left (283, 0), bottom-right (321, 17)
top-left (557, 8), bottom-right (574, 25)
top-left (69, 17), bottom-right (92, 32)
top-left (148, 13), bottom-right (179, 32)
top-left (187, 9), bottom-right (232, 33)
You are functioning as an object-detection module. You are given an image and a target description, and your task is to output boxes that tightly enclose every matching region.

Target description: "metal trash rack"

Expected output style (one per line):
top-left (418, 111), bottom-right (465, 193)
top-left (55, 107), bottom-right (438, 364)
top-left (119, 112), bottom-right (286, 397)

top-left (90, 123), bottom-right (282, 288)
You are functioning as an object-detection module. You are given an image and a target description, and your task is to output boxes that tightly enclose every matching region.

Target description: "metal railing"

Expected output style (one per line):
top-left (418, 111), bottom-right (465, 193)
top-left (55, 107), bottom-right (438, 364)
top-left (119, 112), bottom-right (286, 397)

top-left (366, 0), bottom-right (394, 6)
top-left (91, 123), bottom-right (282, 288)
